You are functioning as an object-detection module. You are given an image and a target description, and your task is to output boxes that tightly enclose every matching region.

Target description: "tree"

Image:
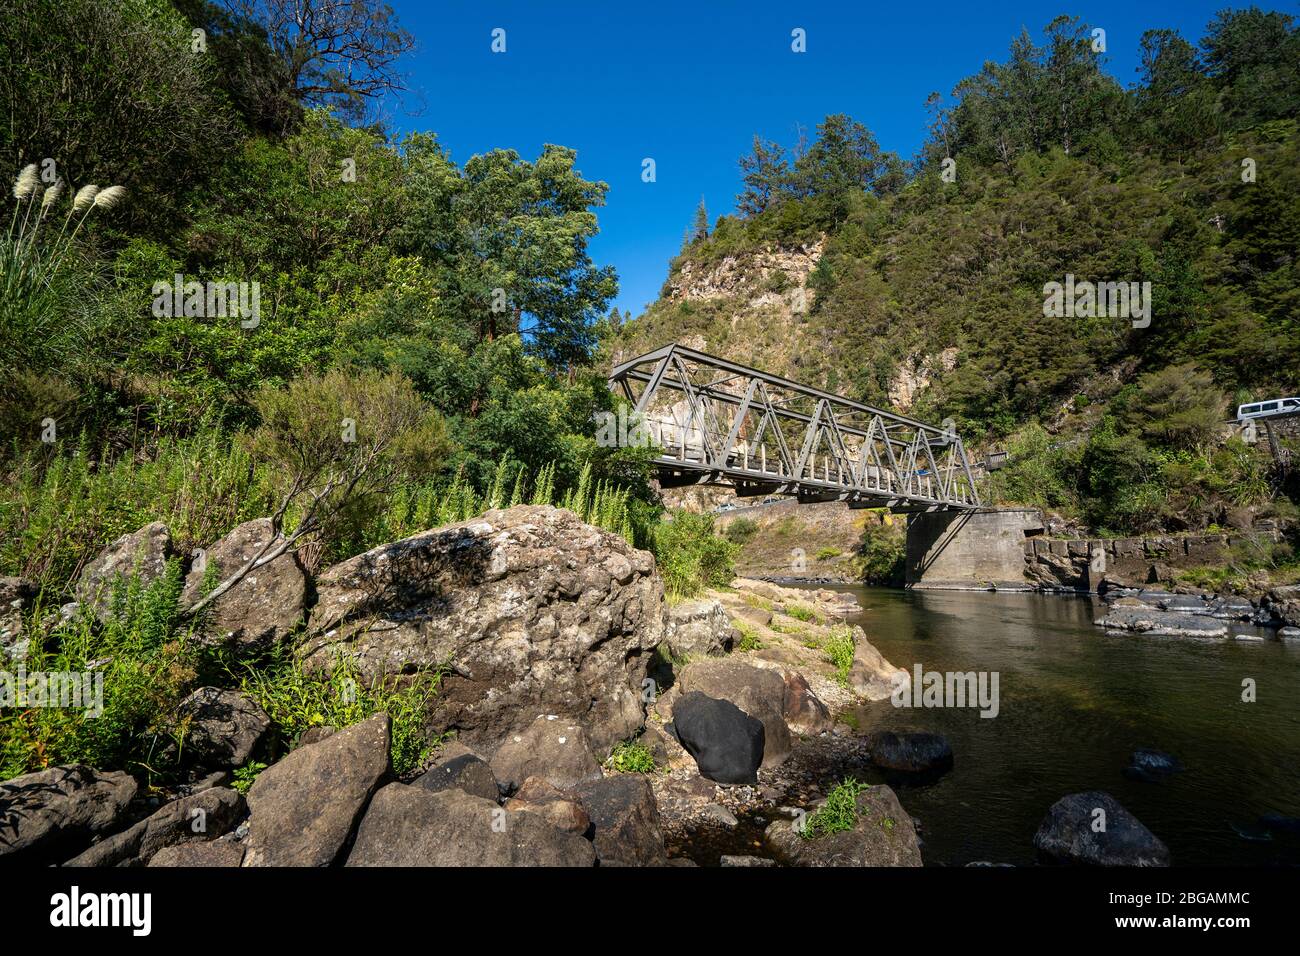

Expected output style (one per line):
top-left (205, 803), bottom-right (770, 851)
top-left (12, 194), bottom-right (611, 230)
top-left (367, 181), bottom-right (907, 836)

top-left (219, 0), bottom-right (415, 121)
top-left (736, 136), bottom-right (791, 216)
top-left (1200, 7), bottom-right (1300, 124)
top-left (1135, 29), bottom-right (1219, 159)
top-left (1118, 363), bottom-right (1226, 450)
top-left (692, 197), bottom-right (710, 241)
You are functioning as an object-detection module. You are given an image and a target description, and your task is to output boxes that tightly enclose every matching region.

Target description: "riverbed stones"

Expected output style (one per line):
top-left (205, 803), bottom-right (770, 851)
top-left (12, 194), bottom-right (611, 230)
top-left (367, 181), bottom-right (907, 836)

top-left (662, 598), bottom-right (736, 658)
top-left (242, 713), bottom-right (390, 867)
top-left (413, 750), bottom-right (500, 801)
top-left (865, 731), bottom-right (954, 774)
top-left (1095, 605), bottom-right (1229, 637)
top-left (75, 521), bottom-right (174, 623)
top-left (346, 783), bottom-right (596, 866)
top-left (64, 787), bottom-right (245, 867)
top-left (764, 785), bottom-right (922, 867)
top-left (181, 518), bottom-right (310, 651)
top-left (673, 658), bottom-right (791, 767)
top-left (1033, 791), bottom-right (1170, 866)
top-left (301, 505), bottom-right (663, 755)
top-left (176, 687), bottom-right (271, 772)
top-left (490, 715), bottom-right (603, 794)
top-left (0, 765), bottom-right (139, 866)
top-left (669, 691), bottom-right (765, 784)
top-left (572, 774), bottom-right (667, 866)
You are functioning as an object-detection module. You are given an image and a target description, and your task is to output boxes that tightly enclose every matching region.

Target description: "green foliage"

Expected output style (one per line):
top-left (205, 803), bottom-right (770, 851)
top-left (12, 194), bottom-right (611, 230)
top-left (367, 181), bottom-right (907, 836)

top-left (606, 740), bottom-right (656, 774)
top-left (734, 620), bottom-right (764, 652)
top-left (823, 626), bottom-right (856, 686)
top-left (0, 563), bottom-right (198, 781)
top-left (236, 650), bottom-right (441, 777)
top-left (785, 603), bottom-right (819, 623)
top-left (723, 517), bottom-right (758, 544)
top-left (801, 778), bottom-right (868, 840)
top-left (814, 547), bottom-right (841, 561)
top-left (850, 522), bottom-right (906, 586)
top-left (230, 761), bottom-right (268, 795)
top-left (652, 511), bottom-right (738, 602)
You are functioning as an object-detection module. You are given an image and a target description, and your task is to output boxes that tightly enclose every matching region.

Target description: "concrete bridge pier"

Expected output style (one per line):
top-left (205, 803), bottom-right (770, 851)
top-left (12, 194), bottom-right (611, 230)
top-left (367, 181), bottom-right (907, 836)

top-left (904, 508), bottom-right (1044, 590)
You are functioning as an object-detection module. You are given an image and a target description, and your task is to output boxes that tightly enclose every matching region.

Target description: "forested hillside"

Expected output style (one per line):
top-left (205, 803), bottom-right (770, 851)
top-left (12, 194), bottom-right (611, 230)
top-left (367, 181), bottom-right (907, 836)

top-left (616, 10), bottom-right (1300, 535)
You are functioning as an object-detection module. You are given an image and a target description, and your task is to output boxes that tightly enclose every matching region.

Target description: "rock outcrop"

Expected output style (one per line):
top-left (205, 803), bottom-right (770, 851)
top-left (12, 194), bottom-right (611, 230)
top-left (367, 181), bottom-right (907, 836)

top-left (0, 765), bottom-right (138, 866)
top-left (75, 521), bottom-right (174, 622)
top-left (764, 785), bottom-right (923, 867)
top-left (242, 713), bottom-right (390, 867)
top-left (176, 687), bottom-right (270, 773)
top-left (64, 787), bottom-right (245, 867)
top-left (572, 774), bottom-right (667, 866)
top-left (301, 506), bottom-right (663, 755)
top-left (662, 598), bottom-right (735, 659)
top-left (182, 518), bottom-right (310, 651)
top-left (489, 715), bottom-right (604, 795)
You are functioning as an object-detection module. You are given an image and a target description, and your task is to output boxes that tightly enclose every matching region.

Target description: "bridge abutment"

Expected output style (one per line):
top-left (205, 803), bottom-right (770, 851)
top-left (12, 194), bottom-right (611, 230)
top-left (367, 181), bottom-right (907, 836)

top-left (905, 508), bottom-right (1043, 590)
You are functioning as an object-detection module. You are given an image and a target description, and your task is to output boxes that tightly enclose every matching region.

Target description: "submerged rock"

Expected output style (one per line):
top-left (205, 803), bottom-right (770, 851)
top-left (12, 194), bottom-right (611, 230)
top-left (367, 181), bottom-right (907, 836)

top-left (1122, 748), bottom-right (1183, 783)
top-left (865, 731), bottom-right (954, 775)
top-left (1033, 791), bottom-right (1170, 866)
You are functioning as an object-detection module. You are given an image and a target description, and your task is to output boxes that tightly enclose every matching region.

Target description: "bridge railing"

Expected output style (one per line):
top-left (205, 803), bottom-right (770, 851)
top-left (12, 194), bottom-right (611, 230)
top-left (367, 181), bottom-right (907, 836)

top-left (608, 344), bottom-right (980, 511)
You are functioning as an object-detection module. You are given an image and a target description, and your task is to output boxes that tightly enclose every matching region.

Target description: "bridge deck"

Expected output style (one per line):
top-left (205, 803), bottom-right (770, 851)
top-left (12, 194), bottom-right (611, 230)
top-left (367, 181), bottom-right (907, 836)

top-left (608, 344), bottom-right (980, 512)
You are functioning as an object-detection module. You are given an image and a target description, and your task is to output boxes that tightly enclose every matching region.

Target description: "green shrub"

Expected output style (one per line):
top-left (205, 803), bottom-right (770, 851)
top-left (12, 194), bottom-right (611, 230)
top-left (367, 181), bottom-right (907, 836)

top-left (230, 760), bottom-right (268, 794)
top-left (652, 510), bottom-right (738, 601)
top-left (723, 517), bottom-right (758, 544)
top-left (801, 778), bottom-right (868, 839)
top-left (814, 547), bottom-right (841, 561)
top-left (606, 740), bottom-right (656, 774)
top-left (824, 626), bottom-right (856, 686)
top-left (734, 620), bottom-right (764, 652)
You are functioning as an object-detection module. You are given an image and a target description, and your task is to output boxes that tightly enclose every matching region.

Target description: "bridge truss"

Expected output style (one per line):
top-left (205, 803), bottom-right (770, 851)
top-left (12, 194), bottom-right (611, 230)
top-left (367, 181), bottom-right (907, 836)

top-left (608, 344), bottom-right (980, 512)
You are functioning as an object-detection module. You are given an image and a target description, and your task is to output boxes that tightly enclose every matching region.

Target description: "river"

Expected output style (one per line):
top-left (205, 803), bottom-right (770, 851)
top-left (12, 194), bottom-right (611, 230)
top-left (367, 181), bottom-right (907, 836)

top-left (822, 585), bottom-right (1300, 866)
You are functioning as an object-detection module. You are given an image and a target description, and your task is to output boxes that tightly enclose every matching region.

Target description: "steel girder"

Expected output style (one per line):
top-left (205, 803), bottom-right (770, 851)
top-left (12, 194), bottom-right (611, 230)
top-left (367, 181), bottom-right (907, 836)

top-left (608, 343), bottom-right (981, 512)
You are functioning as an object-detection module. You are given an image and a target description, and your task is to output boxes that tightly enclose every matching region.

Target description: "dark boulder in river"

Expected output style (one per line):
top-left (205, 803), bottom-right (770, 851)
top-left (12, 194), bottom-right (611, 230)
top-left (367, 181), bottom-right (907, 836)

top-left (1123, 748), bottom-right (1183, 783)
top-left (865, 731), bottom-right (954, 775)
top-left (669, 691), bottom-right (765, 785)
top-left (1033, 791), bottom-right (1170, 866)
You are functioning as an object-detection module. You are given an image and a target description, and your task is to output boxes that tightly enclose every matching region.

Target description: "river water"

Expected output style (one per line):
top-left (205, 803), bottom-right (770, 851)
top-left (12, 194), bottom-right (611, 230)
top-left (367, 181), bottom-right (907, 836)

top-left (823, 585), bottom-right (1300, 866)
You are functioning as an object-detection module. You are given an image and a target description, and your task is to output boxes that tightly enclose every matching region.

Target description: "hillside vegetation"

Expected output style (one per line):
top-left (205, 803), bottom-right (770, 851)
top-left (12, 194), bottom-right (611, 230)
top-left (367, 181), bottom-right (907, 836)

top-left (615, 10), bottom-right (1300, 537)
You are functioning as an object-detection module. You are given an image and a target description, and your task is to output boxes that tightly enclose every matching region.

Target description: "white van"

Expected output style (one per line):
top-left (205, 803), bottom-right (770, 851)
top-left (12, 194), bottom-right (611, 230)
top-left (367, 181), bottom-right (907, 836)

top-left (1237, 397), bottom-right (1300, 421)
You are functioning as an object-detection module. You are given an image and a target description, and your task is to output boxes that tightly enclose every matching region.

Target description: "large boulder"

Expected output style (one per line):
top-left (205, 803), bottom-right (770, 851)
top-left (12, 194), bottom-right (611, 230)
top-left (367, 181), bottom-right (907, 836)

top-left (64, 787), bottom-right (245, 867)
top-left (782, 670), bottom-right (834, 736)
top-left (149, 839), bottom-right (245, 867)
top-left (300, 506), bottom-right (663, 755)
top-left (75, 522), bottom-right (174, 622)
top-left (1263, 585), bottom-right (1300, 628)
top-left (181, 518), bottom-right (310, 651)
top-left (176, 687), bottom-right (270, 773)
top-left (242, 713), bottom-right (390, 867)
top-left (669, 691), bottom-right (765, 785)
top-left (489, 716), bottom-right (603, 795)
top-left (764, 785), bottom-right (923, 867)
top-left (865, 731), bottom-right (954, 774)
top-left (662, 598), bottom-right (735, 659)
top-left (503, 776), bottom-right (591, 835)
top-left (1033, 791), bottom-right (1170, 866)
top-left (849, 631), bottom-right (907, 700)
top-left (0, 765), bottom-right (138, 866)
top-left (673, 658), bottom-right (791, 767)
top-left (572, 774), bottom-right (667, 866)
top-left (346, 783), bottom-right (596, 867)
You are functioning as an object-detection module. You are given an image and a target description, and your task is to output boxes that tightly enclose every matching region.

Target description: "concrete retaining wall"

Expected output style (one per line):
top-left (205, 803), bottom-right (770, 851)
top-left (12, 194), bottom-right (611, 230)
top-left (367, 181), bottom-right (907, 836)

top-left (904, 509), bottom-right (1043, 590)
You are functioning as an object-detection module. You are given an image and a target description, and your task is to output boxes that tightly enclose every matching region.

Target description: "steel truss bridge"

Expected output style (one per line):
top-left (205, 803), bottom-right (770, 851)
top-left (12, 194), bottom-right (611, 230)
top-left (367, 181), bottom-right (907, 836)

top-left (608, 344), bottom-right (981, 513)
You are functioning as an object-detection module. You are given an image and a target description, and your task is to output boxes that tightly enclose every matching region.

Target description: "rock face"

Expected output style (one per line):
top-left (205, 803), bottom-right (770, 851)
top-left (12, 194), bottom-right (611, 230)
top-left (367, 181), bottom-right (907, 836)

top-left (149, 839), bottom-right (246, 867)
top-left (504, 776), bottom-right (591, 835)
top-left (414, 751), bottom-right (500, 802)
top-left (765, 786), bottom-right (923, 867)
top-left (75, 521), bottom-right (174, 622)
top-left (176, 687), bottom-right (271, 773)
top-left (301, 506), bottom-right (663, 755)
top-left (1263, 585), bottom-right (1300, 628)
top-left (1033, 791), bottom-right (1171, 866)
top-left (673, 658), bottom-right (791, 767)
top-left (662, 598), bottom-right (735, 659)
top-left (182, 518), bottom-right (310, 651)
top-left (64, 787), bottom-right (245, 867)
top-left (489, 716), bottom-right (604, 795)
top-left (865, 731), bottom-right (954, 774)
top-left (346, 783), bottom-right (596, 867)
top-left (242, 713), bottom-right (390, 867)
top-left (0, 765), bottom-right (138, 865)
top-left (572, 774), bottom-right (667, 866)
top-left (669, 691), bottom-right (765, 785)
top-left (782, 670), bottom-right (834, 736)
top-left (0, 576), bottom-right (33, 657)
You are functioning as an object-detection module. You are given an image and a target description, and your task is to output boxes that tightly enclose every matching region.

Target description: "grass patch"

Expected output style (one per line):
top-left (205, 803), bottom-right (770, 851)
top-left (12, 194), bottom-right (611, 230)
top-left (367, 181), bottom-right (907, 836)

top-left (815, 547), bottom-right (842, 561)
top-left (734, 620), bottom-right (764, 652)
top-left (801, 778), bottom-right (868, 839)
top-left (784, 602), bottom-right (822, 623)
top-left (231, 760), bottom-right (268, 794)
top-left (742, 593), bottom-right (773, 611)
top-left (824, 626), bottom-right (856, 686)
top-left (606, 739), bottom-right (656, 774)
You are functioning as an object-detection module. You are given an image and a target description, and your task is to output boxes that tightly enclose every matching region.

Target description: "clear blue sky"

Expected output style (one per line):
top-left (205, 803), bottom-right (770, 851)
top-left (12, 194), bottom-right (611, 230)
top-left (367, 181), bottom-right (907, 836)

top-left (381, 1), bottom-right (1249, 319)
